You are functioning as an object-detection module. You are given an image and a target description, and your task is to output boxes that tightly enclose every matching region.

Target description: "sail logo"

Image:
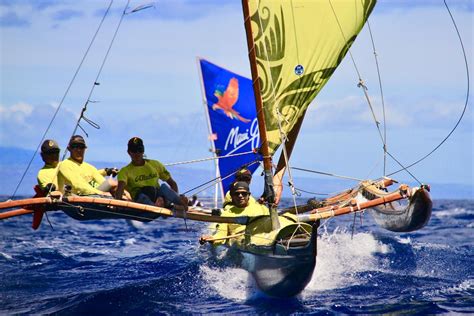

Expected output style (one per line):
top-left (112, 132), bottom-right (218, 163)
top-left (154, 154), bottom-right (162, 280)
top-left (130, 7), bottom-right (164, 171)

top-left (211, 77), bottom-right (251, 123)
top-left (224, 118), bottom-right (259, 153)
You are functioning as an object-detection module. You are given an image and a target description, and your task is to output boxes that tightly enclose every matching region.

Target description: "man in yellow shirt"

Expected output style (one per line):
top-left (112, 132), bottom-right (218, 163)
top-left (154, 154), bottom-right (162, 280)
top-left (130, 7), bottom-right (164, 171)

top-left (223, 167), bottom-right (257, 207)
top-left (58, 135), bottom-right (116, 196)
top-left (37, 139), bottom-right (61, 193)
top-left (114, 137), bottom-right (187, 210)
top-left (200, 181), bottom-right (269, 246)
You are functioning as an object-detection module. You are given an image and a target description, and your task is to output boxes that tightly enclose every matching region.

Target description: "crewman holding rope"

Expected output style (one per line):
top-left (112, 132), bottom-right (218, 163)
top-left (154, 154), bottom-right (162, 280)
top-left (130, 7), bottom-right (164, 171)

top-left (200, 181), bottom-right (269, 246)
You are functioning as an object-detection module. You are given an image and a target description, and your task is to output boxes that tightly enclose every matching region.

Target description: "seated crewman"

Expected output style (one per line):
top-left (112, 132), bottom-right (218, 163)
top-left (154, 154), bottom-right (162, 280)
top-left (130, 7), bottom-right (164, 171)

top-left (37, 139), bottom-right (61, 194)
top-left (114, 137), bottom-right (188, 210)
top-left (200, 181), bottom-right (269, 246)
top-left (57, 135), bottom-right (117, 196)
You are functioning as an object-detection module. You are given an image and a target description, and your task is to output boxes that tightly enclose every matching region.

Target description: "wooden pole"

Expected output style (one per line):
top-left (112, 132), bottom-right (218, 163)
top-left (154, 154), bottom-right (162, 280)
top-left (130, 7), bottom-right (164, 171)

top-left (241, 0), bottom-right (280, 230)
top-left (0, 208), bottom-right (34, 220)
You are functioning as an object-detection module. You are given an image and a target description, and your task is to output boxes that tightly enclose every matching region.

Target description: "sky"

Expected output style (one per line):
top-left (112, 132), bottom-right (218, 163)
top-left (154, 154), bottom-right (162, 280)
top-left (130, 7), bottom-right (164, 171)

top-left (0, 0), bottom-right (473, 195)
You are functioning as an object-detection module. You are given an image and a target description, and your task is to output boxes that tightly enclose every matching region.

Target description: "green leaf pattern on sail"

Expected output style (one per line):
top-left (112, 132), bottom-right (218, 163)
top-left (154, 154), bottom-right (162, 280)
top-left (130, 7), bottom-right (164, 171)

top-left (248, 0), bottom-right (376, 154)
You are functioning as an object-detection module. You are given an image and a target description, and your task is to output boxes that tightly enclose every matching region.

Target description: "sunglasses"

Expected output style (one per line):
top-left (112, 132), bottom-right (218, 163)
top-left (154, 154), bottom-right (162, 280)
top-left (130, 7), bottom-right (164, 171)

top-left (70, 144), bottom-right (86, 149)
top-left (232, 191), bottom-right (249, 197)
top-left (129, 148), bottom-right (144, 153)
top-left (43, 150), bottom-right (60, 155)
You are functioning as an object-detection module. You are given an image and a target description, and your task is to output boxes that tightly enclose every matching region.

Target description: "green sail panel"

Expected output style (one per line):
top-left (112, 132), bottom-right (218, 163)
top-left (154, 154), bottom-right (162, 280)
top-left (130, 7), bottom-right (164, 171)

top-left (248, 0), bottom-right (375, 154)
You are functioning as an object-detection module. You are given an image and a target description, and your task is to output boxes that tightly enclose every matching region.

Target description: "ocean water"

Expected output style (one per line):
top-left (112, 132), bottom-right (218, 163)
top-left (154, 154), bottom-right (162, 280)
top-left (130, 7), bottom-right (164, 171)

top-left (0, 199), bottom-right (472, 314)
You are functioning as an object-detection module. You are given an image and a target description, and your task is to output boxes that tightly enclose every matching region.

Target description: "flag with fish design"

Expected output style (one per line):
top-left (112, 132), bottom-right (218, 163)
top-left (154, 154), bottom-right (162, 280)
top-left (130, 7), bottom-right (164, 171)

top-left (199, 58), bottom-right (260, 194)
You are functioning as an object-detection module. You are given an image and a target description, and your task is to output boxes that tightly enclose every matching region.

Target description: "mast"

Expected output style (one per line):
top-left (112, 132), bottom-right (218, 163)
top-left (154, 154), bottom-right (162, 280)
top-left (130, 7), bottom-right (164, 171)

top-left (196, 58), bottom-right (224, 209)
top-left (242, 0), bottom-right (280, 229)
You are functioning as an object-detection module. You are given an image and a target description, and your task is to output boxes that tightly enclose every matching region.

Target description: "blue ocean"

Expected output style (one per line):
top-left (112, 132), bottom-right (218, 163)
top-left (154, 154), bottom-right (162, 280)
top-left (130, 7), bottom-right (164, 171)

top-left (1, 199), bottom-right (473, 314)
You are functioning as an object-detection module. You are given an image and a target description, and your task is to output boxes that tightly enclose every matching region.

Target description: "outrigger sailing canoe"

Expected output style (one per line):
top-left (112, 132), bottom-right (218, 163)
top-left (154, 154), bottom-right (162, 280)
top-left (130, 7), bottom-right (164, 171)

top-left (1, 0), bottom-right (434, 297)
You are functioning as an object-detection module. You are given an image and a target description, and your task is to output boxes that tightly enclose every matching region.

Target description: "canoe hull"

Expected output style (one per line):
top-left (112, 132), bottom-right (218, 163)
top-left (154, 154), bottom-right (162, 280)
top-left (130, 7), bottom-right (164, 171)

top-left (236, 221), bottom-right (318, 297)
top-left (368, 187), bottom-right (432, 232)
top-left (58, 203), bottom-right (160, 222)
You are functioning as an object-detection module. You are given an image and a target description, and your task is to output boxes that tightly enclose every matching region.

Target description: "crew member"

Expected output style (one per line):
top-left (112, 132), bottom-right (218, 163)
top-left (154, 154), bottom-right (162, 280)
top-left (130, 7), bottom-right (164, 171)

top-left (57, 135), bottom-right (117, 196)
top-left (189, 195), bottom-right (204, 207)
top-left (37, 139), bottom-right (61, 193)
top-left (200, 181), bottom-right (269, 246)
top-left (222, 167), bottom-right (257, 207)
top-left (114, 137), bottom-right (188, 210)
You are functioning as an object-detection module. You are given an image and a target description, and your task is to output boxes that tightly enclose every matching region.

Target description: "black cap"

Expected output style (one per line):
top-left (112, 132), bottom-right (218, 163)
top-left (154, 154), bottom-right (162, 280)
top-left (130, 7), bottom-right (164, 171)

top-left (69, 135), bottom-right (87, 147)
top-left (236, 168), bottom-right (252, 181)
top-left (128, 137), bottom-right (144, 152)
top-left (230, 181), bottom-right (249, 194)
top-left (41, 139), bottom-right (60, 153)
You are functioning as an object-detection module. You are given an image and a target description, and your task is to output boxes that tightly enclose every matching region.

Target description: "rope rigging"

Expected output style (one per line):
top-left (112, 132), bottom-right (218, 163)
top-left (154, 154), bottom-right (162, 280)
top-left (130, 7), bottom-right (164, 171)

top-left (388, 0), bottom-right (470, 177)
top-left (10, 0), bottom-right (115, 199)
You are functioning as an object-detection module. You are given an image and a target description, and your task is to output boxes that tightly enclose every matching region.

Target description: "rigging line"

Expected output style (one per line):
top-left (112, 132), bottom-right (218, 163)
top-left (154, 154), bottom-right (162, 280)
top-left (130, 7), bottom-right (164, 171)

top-left (388, 0), bottom-right (470, 178)
top-left (330, 1), bottom-right (418, 183)
top-left (182, 160), bottom-right (260, 196)
top-left (275, 109), bottom-right (300, 216)
top-left (163, 150), bottom-right (256, 167)
top-left (10, 0), bottom-right (115, 199)
top-left (328, 0), bottom-right (362, 80)
top-left (272, 0), bottom-right (308, 218)
top-left (69, 0), bottom-right (131, 140)
top-left (366, 19), bottom-right (388, 175)
top-left (291, 166), bottom-right (365, 182)
top-left (289, 186), bottom-right (329, 196)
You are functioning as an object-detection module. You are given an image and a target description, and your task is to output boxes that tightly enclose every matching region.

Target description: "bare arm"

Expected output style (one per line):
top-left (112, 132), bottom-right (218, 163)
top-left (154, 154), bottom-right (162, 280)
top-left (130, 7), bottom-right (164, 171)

top-left (166, 177), bottom-right (178, 193)
top-left (115, 181), bottom-right (126, 200)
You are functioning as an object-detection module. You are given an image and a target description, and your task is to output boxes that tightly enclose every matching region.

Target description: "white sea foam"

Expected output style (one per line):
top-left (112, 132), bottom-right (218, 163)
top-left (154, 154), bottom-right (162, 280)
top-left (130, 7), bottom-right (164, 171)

top-left (124, 238), bottom-right (136, 245)
top-left (435, 207), bottom-right (472, 218)
top-left (423, 279), bottom-right (473, 297)
top-left (0, 251), bottom-right (13, 260)
top-left (200, 265), bottom-right (256, 300)
top-left (395, 236), bottom-right (412, 244)
top-left (303, 229), bottom-right (390, 295)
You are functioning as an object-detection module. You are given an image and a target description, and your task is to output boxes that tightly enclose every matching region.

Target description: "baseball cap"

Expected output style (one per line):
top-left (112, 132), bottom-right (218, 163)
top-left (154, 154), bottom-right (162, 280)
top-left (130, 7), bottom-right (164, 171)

top-left (128, 137), bottom-right (145, 152)
top-left (41, 139), bottom-right (60, 154)
top-left (230, 181), bottom-right (250, 194)
top-left (68, 135), bottom-right (87, 148)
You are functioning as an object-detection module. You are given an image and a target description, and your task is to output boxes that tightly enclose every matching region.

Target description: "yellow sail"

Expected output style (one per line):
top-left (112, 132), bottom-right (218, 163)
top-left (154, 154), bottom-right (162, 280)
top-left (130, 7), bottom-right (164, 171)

top-left (247, 0), bottom-right (375, 154)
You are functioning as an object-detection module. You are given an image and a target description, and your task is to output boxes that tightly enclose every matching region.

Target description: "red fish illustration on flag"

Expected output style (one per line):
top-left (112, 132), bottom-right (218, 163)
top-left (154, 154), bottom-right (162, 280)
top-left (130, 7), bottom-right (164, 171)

top-left (212, 78), bottom-right (250, 123)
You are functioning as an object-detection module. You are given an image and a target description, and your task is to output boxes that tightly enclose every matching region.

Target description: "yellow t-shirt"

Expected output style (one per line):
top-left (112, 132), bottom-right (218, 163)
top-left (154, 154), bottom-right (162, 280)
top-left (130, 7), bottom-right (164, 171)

top-left (37, 163), bottom-right (59, 191)
top-left (117, 159), bottom-right (171, 199)
top-left (58, 158), bottom-right (105, 195)
top-left (211, 202), bottom-right (270, 246)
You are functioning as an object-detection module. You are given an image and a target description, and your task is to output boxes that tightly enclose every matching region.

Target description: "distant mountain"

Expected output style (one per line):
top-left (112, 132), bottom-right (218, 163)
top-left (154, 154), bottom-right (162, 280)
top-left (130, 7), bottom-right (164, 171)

top-left (0, 146), bottom-right (472, 199)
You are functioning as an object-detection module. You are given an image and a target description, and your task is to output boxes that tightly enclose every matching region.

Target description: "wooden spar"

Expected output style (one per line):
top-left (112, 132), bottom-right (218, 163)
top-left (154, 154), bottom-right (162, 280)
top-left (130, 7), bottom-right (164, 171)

top-left (273, 111), bottom-right (308, 204)
top-left (0, 195), bottom-right (249, 225)
top-left (200, 232), bottom-right (245, 244)
top-left (0, 208), bottom-right (34, 220)
top-left (297, 188), bottom-right (410, 222)
top-left (241, 0), bottom-right (280, 229)
top-left (0, 197), bottom-right (53, 210)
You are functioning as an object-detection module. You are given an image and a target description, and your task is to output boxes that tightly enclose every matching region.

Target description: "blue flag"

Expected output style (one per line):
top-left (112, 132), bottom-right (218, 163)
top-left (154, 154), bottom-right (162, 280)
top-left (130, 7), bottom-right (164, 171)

top-left (199, 59), bottom-right (260, 194)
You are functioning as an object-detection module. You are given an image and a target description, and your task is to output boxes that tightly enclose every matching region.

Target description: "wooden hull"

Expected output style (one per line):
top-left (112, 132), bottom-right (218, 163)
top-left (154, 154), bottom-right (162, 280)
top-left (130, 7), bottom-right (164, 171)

top-left (58, 203), bottom-right (160, 222)
top-left (366, 187), bottom-right (432, 233)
